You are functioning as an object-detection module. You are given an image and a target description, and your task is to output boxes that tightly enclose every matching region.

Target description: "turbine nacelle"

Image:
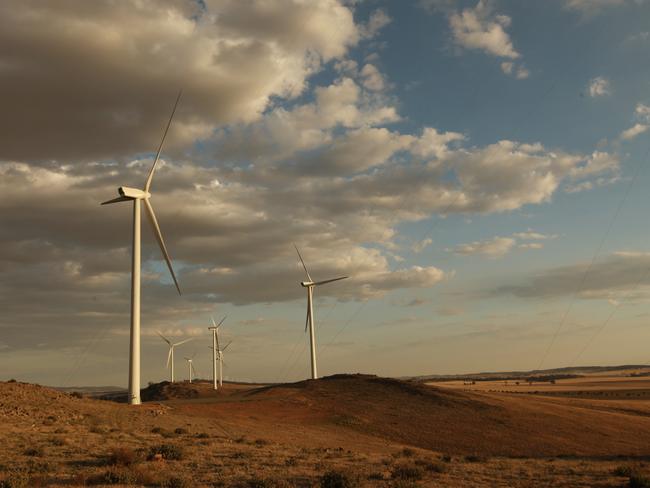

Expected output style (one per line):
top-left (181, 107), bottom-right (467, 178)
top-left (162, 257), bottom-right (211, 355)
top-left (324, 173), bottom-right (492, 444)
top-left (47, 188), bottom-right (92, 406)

top-left (301, 281), bottom-right (315, 287)
top-left (119, 186), bottom-right (151, 200)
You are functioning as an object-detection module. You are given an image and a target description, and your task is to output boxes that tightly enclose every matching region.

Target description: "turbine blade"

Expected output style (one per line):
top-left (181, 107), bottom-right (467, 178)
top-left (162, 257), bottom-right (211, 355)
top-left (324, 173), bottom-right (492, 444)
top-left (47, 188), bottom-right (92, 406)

top-left (215, 332), bottom-right (220, 351)
top-left (294, 244), bottom-right (312, 281)
top-left (313, 276), bottom-right (348, 286)
top-left (101, 196), bottom-right (131, 205)
top-left (143, 198), bottom-right (181, 295)
top-left (156, 330), bottom-right (172, 345)
top-left (166, 347), bottom-right (172, 369)
top-left (217, 316), bottom-right (227, 328)
top-left (173, 338), bottom-right (193, 347)
top-left (144, 90), bottom-right (182, 193)
top-left (210, 316), bottom-right (217, 328)
top-left (222, 341), bottom-right (232, 352)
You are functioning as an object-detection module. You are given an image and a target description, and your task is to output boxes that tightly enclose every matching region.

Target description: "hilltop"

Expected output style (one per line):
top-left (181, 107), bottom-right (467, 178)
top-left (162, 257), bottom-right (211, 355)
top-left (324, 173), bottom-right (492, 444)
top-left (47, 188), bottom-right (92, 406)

top-left (3, 374), bottom-right (650, 486)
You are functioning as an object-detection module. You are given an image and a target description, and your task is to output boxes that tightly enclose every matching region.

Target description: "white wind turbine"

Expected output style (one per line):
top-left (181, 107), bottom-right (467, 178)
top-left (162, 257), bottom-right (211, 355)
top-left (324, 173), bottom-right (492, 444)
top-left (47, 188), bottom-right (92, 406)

top-left (184, 354), bottom-right (197, 383)
top-left (209, 339), bottom-right (232, 388)
top-left (156, 332), bottom-right (192, 383)
top-left (101, 91), bottom-right (183, 405)
top-left (208, 316), bottom-right (226, 390)
top-left (217, 340), bottom-right (232, 387)
top-left (294, 245), bottom-right (348, 380)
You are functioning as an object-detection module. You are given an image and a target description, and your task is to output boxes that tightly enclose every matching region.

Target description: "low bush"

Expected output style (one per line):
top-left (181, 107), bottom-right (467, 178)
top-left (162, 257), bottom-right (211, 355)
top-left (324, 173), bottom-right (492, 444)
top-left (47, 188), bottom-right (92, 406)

top-left (147, 444), bottom-right (184, 461)
top-left (464, 454), bottom-right (487, 463)
top-left (391, 465), bottom-right (423, 481)
top-left (161, 476), bottom-right (190, 488)
top-left (630, 472), bottom-right (650, 488)
top-left (23, 447), bottom-right (43, 457)
top-left (320, 470), bottom-right (357, 488)
top-left (400, 448), bottom-right (415, 458)
top-left (107, 447), bottom-right (140, 467)
top-left (173, 427), bottom-right (188, 435)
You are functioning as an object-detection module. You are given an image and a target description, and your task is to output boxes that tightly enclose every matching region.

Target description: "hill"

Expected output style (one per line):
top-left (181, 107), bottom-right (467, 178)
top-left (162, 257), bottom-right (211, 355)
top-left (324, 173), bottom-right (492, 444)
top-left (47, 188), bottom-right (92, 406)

top-left (3, 375), bottom-right (650, 486)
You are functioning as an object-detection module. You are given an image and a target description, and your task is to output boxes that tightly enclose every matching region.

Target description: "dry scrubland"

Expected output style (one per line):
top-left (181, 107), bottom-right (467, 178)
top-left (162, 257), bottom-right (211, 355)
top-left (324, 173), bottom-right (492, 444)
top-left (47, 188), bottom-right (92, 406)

top-left (2, 373), bottom-right (650, 487)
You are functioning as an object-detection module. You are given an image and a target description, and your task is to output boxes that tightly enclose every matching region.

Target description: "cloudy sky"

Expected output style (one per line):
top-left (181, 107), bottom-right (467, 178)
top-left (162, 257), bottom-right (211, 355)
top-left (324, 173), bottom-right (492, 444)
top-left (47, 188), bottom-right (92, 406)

top-left (1, 0), bottom-right (650, 387)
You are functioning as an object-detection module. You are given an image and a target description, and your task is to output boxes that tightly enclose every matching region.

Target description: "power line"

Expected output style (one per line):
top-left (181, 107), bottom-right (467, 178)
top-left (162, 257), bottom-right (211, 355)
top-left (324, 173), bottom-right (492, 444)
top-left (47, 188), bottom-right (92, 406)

top-left (538, 146), bottom-right (648, 370)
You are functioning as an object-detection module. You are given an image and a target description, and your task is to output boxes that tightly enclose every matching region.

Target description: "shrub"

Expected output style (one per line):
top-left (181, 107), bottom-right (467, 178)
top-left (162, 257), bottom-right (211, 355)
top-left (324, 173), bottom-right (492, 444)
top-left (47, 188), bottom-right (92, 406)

top-left (400, 448), bottom-right (415, 458)
top-left (88, 466), bottom-right (157, 486)
top-left (464, 454), bottom-right (487, 463)
top-left (614, 466), bottom-right (634, 477)
top-left (320, 471), bottom-right (356, 488)
top-left (630, 472), bottom-right (650, 488)
top-left (173, 427), bottom-right (188, 435)
top-left (48, 437), bottom-right (65, 447)
top-left (24, 447), bottom-right (43, 457)
top-left (147, 444), bottom-right (184, 461)
top-left (0, 472), bottom-right (29, 488)
top-left (161, 477), bottom-right (190, 488)
top-left (254, 438), bottom-right (269, 447)
top-left (108, 447), bottom-right (139, 467)
top-left (151, 427), bottom-right (164, 434)
top-left (195, 432), bottom-right (210, 439)
top-left (246, 479), bottom-right (273, 488)
top-left (414, 459), bottom-right (445, 473)
top-left (391, 465), bottom-right (423, 481)
top-left (440, 454), bottom-right (452, 463)
top-left (70, 391), bottom-right (83, 399)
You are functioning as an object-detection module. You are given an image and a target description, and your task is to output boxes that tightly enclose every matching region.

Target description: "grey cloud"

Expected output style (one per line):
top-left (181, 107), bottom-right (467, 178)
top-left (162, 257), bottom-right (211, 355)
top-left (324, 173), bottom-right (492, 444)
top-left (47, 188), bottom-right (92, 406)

top-left (495, 252), bottom-right (650, 301)
top-left (0, 0), bottom-right (358, 162)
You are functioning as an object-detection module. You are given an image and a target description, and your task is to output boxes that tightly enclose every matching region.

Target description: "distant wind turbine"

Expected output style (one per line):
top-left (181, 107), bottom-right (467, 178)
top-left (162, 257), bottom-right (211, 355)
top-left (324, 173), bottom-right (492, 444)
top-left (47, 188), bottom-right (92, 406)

top-left (156, 332), bottom-right (192, 383)
top-left (209, 339), bottom-right (232, 387)
top-left (294, 245), bottom-right (348, 380)
top-left (208, 316), bottom-right (226, 390)
top-left (101, 91), bottom-right (183, 405)
top-left (184, 354), bottom-right (197, 383)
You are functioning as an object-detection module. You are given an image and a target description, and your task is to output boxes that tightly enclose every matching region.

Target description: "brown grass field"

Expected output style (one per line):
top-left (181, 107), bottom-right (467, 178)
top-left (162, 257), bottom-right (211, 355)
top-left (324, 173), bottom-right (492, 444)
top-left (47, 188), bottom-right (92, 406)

top-left (2, 370), bottom-right (650, 487)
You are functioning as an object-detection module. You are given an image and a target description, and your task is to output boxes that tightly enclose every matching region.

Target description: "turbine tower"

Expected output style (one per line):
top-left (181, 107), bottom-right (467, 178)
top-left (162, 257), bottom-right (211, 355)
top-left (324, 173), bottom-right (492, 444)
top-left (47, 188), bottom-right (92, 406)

top-left (218, 341), bottom-right (232, 387)
top-left (208, 316), bottom-right (226, 390)
top-left (209, 339), bottom-right (231, 387)
top-left (101, 91), bottom-right (183, 405)
top-left (184, 355), bottom-right (197, 383)
top-left (294, 245), bottom-right (348, 380)
top-left (156, 332), bottom-right (192, 383)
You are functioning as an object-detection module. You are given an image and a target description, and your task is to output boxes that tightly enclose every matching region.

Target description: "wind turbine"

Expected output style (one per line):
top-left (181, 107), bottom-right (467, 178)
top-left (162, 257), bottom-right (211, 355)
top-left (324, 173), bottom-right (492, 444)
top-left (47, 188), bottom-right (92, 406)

top-left (217, 341), bottom-right (232, 387)
top-left (184, 354), bottom-right (197, 383)
top-left (208, 316), bottom-right (226, 390)
top-left (101, 91), bottom-right (183, 405)
top-left (208, 339), bottom-right (231, 387)
top-left (294, 245), bottom-right (348, 380)
top-left (156, 332), bottom-right (192, 383)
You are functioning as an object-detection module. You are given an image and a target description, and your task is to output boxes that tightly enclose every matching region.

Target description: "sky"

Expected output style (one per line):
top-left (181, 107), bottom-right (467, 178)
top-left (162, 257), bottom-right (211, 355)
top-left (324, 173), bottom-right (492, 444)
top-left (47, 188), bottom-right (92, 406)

top-left (1, 0), bottom-right (650, 387)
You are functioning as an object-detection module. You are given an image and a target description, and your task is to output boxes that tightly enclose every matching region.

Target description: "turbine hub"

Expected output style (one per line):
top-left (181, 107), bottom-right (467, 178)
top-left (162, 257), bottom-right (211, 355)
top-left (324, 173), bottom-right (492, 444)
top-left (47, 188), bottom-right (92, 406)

top-left (118, 186), bottom-right (151, 199)
top-left (301, 281), bottom-right (315, 287)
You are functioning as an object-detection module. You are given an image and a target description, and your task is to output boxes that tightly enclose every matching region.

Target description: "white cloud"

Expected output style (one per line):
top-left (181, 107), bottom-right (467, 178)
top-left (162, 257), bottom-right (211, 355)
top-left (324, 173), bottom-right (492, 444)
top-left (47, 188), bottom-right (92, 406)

top-left (449, 1), bottom-right (519, 58)
top-left (618, 103), bottom-right (650, 141)
top-left (359, 9), bottom-right (391, 39)
top-left (412, 238), bottom-right (433, 253)
top-left (518, 242), bottom-right (544, 250)
top-left (636, 103), bottom-right (650, 122)
top-left (360, 64), bottom-right (386, 91)
top-left (565, 0), bottom-right (630, 14)
top-left (453, 236), bottom-right (516, 258)
top-left (620, 123), bottom-right (649, 141)
top-left (512, 230), bottom-right (557, 240)
top-left (588, 77), bottom-right (611, 97)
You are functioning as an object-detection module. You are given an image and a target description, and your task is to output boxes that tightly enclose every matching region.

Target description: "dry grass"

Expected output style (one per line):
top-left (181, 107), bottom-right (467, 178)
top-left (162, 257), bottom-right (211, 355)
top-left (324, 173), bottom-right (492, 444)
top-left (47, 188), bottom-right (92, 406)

top-left (2, 377), bottom-right (650, 487)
